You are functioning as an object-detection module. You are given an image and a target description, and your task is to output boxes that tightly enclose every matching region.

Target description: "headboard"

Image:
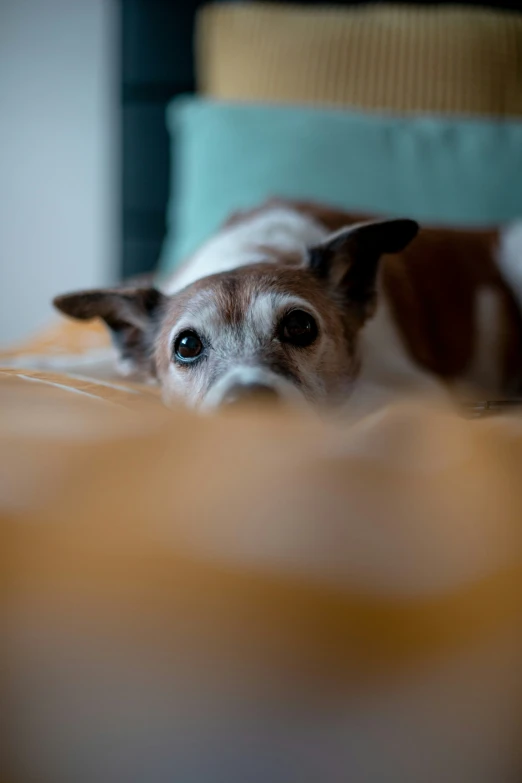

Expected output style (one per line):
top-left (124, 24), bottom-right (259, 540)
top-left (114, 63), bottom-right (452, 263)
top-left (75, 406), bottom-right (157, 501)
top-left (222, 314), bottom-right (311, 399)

top-left (120, 0), bottom-right (522, 280)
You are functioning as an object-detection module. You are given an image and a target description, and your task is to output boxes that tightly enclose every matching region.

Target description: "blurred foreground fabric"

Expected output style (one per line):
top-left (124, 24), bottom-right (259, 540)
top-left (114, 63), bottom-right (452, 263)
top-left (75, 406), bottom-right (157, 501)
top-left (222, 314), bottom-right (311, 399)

top-left (2, 362), bottom-right (522, 782)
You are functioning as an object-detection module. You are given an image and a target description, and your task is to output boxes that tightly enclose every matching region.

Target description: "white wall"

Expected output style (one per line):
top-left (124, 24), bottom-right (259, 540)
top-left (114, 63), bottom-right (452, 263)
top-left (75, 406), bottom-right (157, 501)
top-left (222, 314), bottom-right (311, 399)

top-left (0, 0), bottom-right (118, 344)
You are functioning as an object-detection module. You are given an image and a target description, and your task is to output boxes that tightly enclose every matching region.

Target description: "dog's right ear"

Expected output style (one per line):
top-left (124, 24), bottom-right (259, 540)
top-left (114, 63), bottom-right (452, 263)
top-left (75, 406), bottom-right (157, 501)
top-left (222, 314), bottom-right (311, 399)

top-left (53, 287), bottom-right (166, 377)
top-left (308, 219), bottom-right (419, 321)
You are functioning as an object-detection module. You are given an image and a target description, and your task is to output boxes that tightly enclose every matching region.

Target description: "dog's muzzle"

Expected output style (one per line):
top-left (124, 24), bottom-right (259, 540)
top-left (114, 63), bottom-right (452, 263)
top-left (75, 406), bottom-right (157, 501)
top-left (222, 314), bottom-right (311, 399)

top-left (220, 382), bottom-right (281, 409)
top-left (201, 366), bottom-right (305, 412)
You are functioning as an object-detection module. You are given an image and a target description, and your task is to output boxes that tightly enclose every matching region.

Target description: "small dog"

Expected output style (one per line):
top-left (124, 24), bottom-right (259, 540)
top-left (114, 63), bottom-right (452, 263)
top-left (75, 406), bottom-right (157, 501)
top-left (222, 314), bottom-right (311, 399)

top-left (54, 199), bottom-right (522, 412)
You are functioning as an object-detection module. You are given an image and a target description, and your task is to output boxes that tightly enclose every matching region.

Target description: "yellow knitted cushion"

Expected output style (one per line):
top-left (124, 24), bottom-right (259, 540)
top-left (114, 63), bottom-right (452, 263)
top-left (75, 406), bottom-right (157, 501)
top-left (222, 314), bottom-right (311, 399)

top-left (197, 3), bottom-right (522, 116)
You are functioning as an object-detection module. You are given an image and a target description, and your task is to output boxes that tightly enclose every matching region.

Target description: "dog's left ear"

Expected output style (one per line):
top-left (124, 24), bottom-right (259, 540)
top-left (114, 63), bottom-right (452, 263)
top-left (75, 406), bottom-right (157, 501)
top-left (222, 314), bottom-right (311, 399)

top-left (53, 286), bottom-right (166, 378)
top-left (308, 219), bottom-right (419, 319)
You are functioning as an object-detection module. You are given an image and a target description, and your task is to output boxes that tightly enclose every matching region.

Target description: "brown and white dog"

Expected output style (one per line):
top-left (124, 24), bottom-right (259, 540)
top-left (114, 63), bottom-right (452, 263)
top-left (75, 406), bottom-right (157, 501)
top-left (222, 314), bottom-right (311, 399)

top-left (54, 200), bottom-right (522, 413)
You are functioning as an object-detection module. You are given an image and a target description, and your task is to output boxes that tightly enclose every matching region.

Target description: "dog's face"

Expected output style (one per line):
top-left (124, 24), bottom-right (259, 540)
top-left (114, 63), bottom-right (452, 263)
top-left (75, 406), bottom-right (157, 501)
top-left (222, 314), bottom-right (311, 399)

top-left (154, 264), bottom-right (361, 410)
top-left (54, 219), bottom-right (418, 411)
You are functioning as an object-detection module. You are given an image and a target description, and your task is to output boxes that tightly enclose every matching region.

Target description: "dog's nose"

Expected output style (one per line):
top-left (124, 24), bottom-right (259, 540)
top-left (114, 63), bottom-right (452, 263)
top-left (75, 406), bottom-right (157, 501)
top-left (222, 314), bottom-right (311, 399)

top-left (220, 382), bottom-right (281, 409)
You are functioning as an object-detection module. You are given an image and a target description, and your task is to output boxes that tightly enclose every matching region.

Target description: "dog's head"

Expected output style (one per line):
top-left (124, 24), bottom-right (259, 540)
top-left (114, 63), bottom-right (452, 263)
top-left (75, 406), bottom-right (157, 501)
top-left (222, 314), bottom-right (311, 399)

top-left (54, 219), bottom-right (418, 410)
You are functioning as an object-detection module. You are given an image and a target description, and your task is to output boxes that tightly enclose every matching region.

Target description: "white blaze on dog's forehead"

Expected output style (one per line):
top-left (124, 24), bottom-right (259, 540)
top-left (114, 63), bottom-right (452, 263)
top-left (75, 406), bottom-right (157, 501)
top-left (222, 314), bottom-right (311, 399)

top-left (162, 206), bottom-right (328, 295)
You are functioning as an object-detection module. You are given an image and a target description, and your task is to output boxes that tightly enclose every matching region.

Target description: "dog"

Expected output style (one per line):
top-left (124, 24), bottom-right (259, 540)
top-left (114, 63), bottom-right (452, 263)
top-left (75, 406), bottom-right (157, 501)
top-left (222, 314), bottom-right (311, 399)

top-left (53, 199), bottom-right (522, 413)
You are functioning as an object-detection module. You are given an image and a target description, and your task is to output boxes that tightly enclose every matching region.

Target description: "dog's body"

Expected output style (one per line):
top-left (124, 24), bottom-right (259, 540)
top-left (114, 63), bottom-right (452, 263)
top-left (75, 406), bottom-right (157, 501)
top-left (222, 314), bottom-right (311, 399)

top-left (55, 200), bottom-right (522, 413)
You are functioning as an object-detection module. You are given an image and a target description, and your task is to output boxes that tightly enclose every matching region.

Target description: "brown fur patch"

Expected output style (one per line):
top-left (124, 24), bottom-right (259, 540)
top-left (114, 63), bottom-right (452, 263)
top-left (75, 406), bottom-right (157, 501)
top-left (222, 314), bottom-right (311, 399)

top-left (380, 228), bottom-right (522, 388)
top-left (250, 199), bottom-right (522, 392)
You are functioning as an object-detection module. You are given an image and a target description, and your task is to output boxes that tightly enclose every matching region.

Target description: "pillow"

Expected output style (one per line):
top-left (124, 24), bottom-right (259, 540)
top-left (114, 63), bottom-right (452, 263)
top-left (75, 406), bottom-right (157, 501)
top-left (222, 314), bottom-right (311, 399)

top-left (158, 97), bottom-right (522, 275)
top-left (197, 3), bottom-right (522, 117)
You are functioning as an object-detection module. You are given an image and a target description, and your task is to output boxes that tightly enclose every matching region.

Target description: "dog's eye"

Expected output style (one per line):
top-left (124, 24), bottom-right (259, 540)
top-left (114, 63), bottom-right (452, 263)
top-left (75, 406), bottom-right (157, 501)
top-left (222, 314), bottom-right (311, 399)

top-left (174, 330), bottom-right (204, 362)
top-left (280, 310), bottom-right (318, 347)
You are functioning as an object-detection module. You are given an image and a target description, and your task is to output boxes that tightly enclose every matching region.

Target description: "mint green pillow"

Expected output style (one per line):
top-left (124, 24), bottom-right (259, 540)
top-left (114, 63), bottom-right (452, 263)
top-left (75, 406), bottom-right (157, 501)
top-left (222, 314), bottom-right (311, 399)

top-left (159, 97), bottom-right (522, 275)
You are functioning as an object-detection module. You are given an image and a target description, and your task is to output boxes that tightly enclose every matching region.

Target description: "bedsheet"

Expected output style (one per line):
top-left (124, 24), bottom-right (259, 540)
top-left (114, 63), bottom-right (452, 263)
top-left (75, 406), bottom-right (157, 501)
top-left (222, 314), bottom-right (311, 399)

top-left (0, 317), bottom-right (163, 409)
top-left (2, 332), bottom-right (522, 781)
top-left (2, 317), bottom-right (522, 782)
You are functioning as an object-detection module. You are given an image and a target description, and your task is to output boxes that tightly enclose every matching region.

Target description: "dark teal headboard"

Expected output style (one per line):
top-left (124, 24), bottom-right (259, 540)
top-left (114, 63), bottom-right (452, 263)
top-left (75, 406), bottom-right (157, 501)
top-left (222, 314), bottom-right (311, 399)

top-left (121, 0), bottom-right (204, 278)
